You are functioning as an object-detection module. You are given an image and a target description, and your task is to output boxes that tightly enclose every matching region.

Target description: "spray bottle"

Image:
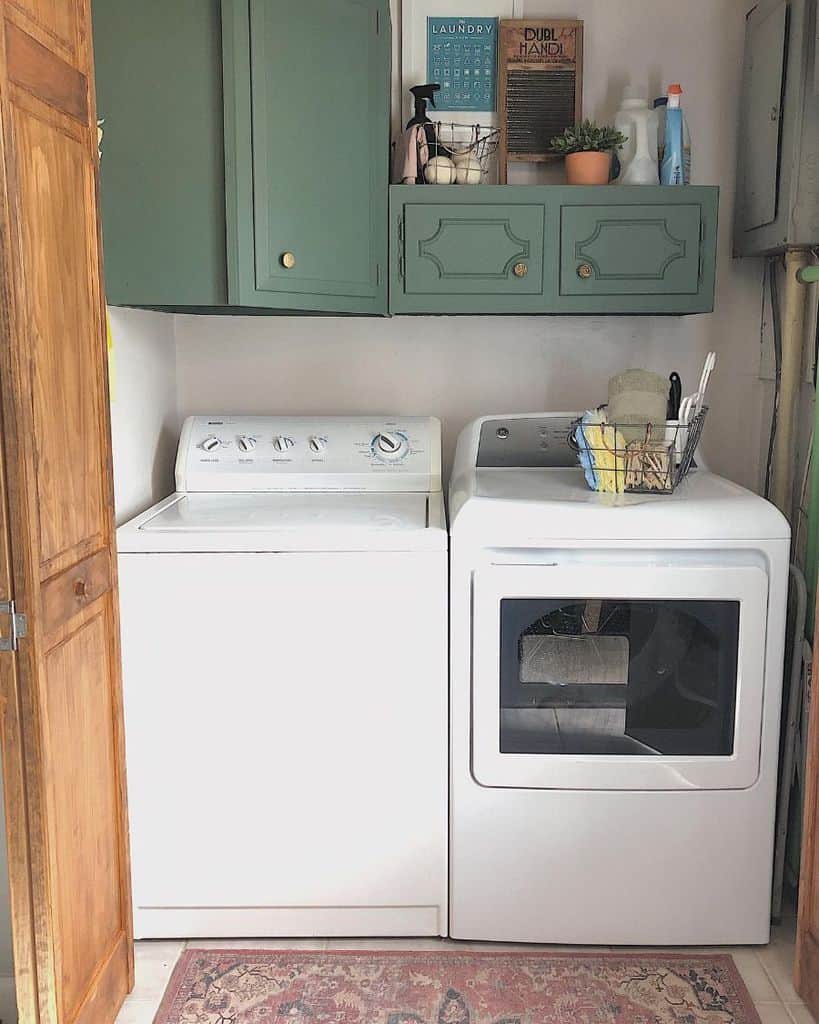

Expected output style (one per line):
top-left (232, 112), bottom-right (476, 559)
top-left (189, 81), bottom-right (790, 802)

top-left (407, 83), bottom-right (456, 182)
top-left (660, 84), bottom-right (691, 185)
top-left (407, 83), bottom-right (439, 129)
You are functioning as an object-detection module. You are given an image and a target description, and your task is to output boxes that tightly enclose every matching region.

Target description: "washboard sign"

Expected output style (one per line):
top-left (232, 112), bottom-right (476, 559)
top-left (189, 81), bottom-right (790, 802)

top-left (498, 19), bottom-right (584, 182)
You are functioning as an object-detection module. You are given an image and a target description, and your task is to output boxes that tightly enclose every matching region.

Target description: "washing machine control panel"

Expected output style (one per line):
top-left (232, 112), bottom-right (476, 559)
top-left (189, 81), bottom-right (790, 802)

top-left (177, 416), bottom-right (442, 493)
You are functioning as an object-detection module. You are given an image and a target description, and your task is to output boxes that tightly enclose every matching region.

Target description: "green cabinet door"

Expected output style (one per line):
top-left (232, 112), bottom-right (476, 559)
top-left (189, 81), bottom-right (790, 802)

top-left (403, 204), bottom-right (545, 295)
top-left (561, 204), bottom-right (702, 294)
top-left (223, 0), bottom-right (389, 314)
top-left (391, 186), bottom-right (552, 314)
top-left (555, 190), bottom-right (718, 313)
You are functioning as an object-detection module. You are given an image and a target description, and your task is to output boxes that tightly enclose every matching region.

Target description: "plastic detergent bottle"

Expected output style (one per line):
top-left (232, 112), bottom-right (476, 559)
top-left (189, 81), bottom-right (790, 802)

top-left (660, 84), bottom-right (690, 185)
top-left (614, 87), bottom-right (659, 184)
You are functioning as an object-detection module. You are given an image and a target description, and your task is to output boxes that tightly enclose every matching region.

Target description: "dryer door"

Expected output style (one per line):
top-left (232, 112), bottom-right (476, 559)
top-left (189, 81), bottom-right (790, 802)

top-left (472, 563), bottom-right (768, 790)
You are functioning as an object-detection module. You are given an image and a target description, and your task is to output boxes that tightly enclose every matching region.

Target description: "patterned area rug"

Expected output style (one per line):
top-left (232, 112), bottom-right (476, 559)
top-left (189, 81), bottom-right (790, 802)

top-left (155, 949), bottom-right (760, 1024)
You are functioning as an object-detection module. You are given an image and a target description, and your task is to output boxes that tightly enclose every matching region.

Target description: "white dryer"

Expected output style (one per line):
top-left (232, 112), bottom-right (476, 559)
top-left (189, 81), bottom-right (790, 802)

top-left (449, 413), bottom-right (790, 946)
top-left (117, 415), bottom-right (447, 938)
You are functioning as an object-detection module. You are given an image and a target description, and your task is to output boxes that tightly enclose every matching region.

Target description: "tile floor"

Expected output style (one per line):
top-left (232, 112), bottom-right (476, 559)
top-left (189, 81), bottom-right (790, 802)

top-left (115, 915), bottom-right (814, 1023)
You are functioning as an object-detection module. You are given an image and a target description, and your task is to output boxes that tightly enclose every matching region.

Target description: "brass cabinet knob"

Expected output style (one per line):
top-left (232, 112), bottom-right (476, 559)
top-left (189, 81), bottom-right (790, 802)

top-left (281, 251), bottom-right (296, 269)
top-left (577, 262), bottom-right (593, 280)
top-left (513, 262), bottom-right (528, 278)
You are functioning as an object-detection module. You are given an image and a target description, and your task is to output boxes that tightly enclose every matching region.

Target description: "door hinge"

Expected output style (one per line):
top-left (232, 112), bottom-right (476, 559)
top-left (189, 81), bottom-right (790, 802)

top-left (0, 601), bottom-right (26, 652)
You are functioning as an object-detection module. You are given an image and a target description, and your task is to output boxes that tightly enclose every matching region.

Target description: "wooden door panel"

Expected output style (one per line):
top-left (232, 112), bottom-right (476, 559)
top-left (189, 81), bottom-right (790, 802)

top-left (11, 100), bottom-right (106, 574)
top-left (43, 605), bottom-right (123, 1021)
top-left (6, 0), bottom-right (82, 66)
top-left (5, 22), bottom-right (86, 121)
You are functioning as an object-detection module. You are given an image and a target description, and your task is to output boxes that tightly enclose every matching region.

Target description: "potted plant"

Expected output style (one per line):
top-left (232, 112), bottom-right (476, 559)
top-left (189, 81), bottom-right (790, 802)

top-left (549, 120), bottom-right (627, 185)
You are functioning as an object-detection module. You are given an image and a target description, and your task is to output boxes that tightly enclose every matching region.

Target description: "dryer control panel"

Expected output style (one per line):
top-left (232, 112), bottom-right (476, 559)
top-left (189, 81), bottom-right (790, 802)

top-left (477, 414), bottom-right (579, 468)
top-left (176, 416), bottom-right (442, 493)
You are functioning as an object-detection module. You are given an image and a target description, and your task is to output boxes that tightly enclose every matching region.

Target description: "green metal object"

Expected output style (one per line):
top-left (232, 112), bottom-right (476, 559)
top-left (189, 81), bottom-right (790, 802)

top-left (390, 185), bottom-right (719, 315)
top-left (797, 265), bottom-right (819, 284)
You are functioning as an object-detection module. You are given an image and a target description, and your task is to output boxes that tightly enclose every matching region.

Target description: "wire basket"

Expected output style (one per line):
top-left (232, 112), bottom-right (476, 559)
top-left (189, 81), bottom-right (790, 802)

top-left (569, 407), bottom-right (708, 494)
top-left (419, 122), bottom-right (501, 184)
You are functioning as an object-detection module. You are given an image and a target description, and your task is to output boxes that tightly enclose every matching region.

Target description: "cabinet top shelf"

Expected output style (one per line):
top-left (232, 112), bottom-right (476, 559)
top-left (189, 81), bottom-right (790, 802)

top-left (390, 184), bottom-right (718, 195)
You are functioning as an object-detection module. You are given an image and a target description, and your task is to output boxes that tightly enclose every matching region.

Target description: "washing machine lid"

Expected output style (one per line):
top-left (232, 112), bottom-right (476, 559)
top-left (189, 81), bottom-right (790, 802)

top-left (453, 468), bottom-right (790, 543)
top-left (117, 492), bottom-right (446, 553)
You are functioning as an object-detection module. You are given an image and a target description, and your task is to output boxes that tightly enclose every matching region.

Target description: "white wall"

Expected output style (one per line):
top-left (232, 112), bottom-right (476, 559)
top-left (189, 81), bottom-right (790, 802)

top-left (111, 0), bottom-right (775, 500)
top-left (175, 312), bottom-right (696, 474)
top-left (108, 308), bottom-right (178, 524)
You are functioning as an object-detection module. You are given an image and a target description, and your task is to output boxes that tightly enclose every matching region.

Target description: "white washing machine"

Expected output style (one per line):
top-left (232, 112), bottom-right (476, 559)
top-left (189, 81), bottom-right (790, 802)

top-left (117, 415), bottom-right (447, 938)
top-left (449, 412), bottom-right (790, 946)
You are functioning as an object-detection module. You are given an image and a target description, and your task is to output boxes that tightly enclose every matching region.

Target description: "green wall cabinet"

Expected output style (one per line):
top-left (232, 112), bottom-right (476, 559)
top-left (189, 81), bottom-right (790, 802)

top-left (93, 0), bottom-right (390, 314)
top-left (390, 185), bottom-right (718, 315)
top-left (94, 4), bottom-right (718, 318)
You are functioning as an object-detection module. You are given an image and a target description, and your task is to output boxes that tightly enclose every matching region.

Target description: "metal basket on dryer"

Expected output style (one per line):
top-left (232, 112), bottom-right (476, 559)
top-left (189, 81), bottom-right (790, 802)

top-left (569, 407), bottom-right (708, 494)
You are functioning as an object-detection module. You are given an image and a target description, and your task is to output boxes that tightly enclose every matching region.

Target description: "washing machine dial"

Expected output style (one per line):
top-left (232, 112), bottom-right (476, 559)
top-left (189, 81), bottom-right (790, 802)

top-left (201, 435), bottom-right (220, 452)
top-left (308, 436), bottom-right (328, 454)
top-left (237, 435), bottom-right (256, 453)
top-left (272, 435), bottom-right (296, 453)
top-left (372, 431), bottom-right (409, 461)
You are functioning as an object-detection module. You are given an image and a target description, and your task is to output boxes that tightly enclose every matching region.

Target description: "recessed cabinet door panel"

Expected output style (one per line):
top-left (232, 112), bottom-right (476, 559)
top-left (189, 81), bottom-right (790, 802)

top-left (403, 204), bottom-right (545, 295)
top-left (560, 204), bottom-right (702, 296)
top-left (224, 0), bottom-right (389, 314)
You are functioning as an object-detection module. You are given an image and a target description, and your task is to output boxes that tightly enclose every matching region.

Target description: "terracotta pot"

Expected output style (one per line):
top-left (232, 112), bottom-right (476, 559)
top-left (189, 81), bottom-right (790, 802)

top-left (565, 150), bottom-right (612, 185)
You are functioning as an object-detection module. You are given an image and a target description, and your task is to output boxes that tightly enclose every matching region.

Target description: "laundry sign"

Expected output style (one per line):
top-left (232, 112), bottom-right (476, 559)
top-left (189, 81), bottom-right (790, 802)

top-left (427, 17), bottom-right (498, 112)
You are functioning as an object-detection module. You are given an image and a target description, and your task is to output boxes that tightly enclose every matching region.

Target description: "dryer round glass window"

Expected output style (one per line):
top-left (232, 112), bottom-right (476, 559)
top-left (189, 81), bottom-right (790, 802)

top-left (499, 598), bottom-right (739, 757)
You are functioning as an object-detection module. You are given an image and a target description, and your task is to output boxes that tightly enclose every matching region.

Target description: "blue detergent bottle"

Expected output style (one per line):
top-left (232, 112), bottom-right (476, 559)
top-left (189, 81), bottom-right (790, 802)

top-left (660, 83), bottom-right (689, 185)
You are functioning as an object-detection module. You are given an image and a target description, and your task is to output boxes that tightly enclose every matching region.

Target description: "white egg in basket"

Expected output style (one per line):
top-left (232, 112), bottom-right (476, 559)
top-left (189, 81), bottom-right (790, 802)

top-left (424, 156), bottom-right (456, 184)
top-left (454, 155), bottom-right (483, 185)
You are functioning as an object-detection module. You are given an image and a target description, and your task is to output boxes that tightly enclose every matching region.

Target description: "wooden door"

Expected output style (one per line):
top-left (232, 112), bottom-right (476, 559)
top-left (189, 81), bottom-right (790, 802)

top-left (0, 0), bottom-right (133, 1022)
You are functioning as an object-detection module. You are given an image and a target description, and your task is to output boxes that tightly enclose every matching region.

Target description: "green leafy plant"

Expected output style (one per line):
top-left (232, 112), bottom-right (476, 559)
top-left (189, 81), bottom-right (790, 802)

top-left (549, 120), bottom-right (627, 155)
